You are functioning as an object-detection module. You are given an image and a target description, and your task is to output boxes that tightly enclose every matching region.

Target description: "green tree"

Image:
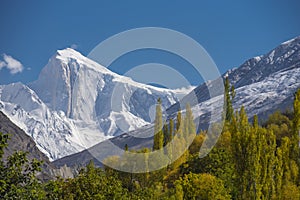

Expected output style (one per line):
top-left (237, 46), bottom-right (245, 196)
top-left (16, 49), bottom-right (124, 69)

top-left (176, 110), bottom-right (182, 135)
top-left (292, 89), bottom-right (300, 163)
top-left (62, 160), bottom-right (127, 199)
top-left (44, 177), bottom-right (65, 200)
top-left (230, 106), bottom-right (250, 198)
top-left (0, 132), bottom-right (9, 158)
top-left (224, 77), bottom-right (234, 122)
top-left (153, 98), bottom-right (164, 151)
top-left (282, 182), bottom-right (300, 200)
top-left (182, 147), bottom-right (236, 197)
top-left (175, 173), bottom-right (231, 200)
top-left (293, 89), bottom-right (300, 149)
top-left (163, 123), bottom-right (169, 146)
top-left (260, 128), bottom-right (276, 199)
top-left (0, 132), bottom-right (45, 199)
top-left (264, 111), bottom-right (292, 142)
top-left (184, 103), bottom-right (196, 144)
top-left (124, 144), bottom-right (129, 152)
top-left (166, 118), bottom-right (175, 164)
top-left (231, 108), bottom-right (278, 199)
top-left (169, 118), bottom-right (174, 141)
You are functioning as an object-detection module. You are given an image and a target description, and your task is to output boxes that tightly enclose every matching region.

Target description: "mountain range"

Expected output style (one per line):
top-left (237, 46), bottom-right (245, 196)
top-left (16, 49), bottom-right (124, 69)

top-left (168, 36), bottom-right (300, 122)
top-left (0, 48), bottom-right (191, 161)
top-left (0, 36), bottom-right (299, 166)
top-left (54, 36), bottom-right (300, 167)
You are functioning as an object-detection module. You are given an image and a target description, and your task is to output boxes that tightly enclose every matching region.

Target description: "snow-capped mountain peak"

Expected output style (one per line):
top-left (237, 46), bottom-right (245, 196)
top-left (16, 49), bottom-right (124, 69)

top-left (0, 48), bottom-right (184, 160)
top-left (54, 48), bottom-right (116, 75)
top-left (226, 36), bottom-right (300, 88)
top-left (281, 36), bottom-right (300, 46)
top-left (1, 36), bottom-right (300, 162)
top-left (168, 35), bottom-right (300, 127)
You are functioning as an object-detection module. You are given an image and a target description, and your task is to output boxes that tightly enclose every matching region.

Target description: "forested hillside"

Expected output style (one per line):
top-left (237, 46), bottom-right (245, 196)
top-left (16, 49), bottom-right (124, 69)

top-left (1, 86), bottom-right (300, 199)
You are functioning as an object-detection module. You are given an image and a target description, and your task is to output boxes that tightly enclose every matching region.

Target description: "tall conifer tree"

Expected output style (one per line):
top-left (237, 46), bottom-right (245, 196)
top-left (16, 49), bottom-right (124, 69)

top-left (153, 98), bottom-right (164, 150)
top-left (169, 118), bottom-right (174, 141)
top-left (176, 110), bottom-right (182, 135)
top-left (292, 89), bottom-right (300, 162)
top-left (224, 77), bottom-right (234, 122)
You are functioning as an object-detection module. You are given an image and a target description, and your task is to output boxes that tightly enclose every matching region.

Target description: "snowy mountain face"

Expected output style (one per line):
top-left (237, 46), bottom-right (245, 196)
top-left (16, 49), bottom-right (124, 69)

top-left (1, 36), bottom-right (300, 163)
top-left (0, 49), bottom-right (184, 161)
top-left (226, 36), bottom-right (300, 118)
top-left (169, 36), bottom-right (300, 125)
top-left (227, 36), bottom-right (300, 87)
top-left (54, 36), bottom-right (300, 168)
top-left (54, 63), bottom-right (300, 168)
top-left (0, 83), bottom-right (82, 159)
top-left (191, 63), bottom-right (300, 130)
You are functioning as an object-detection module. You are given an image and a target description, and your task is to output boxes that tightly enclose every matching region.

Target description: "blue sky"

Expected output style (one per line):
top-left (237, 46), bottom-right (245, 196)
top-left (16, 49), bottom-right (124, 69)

top-left (0, 0), bottom-right (300, 86)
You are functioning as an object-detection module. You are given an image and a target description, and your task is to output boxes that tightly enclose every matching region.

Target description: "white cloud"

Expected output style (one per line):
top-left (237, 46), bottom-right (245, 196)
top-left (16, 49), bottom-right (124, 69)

top-left (0, 60), bottom-right (5, 69)
top-left (0, 54), bottom-right (24, 74)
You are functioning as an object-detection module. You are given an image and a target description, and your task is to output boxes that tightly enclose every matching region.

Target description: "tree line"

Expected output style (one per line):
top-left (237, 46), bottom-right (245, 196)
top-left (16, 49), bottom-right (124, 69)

top-left (0, 79), bottom-right (300, 199)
